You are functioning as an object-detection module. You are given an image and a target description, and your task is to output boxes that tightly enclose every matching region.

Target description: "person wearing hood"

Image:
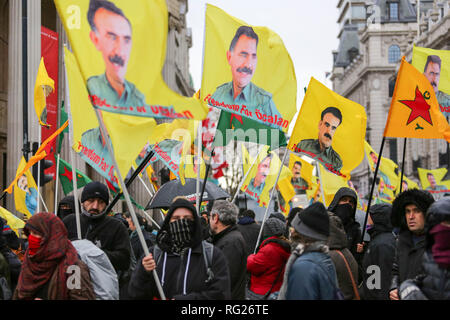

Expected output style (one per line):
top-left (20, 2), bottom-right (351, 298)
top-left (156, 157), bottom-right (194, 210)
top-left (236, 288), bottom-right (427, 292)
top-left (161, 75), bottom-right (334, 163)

top-left (210, 200), bottom-right (247, 300)
top-left (389, 189), bottom-right (434, 300)
top-left (246, 217), bottom-right (291, 300)
top-left (360, 204), bottom-right (396, 300)
top-left (128, 197), bottom-right (230, 300)
top-left (399, 197), bottom-right (450, 300)
top-left (124, 212), bottom-right (156, 261)
top-left (328, 187), bottom-right (363, 260)
top-left (237, 209), bottom-right (261, 258)
top-left (327, 212), bottom-right (359, 300)
top-left (62, 181), bottom-right (131, 277)
top-left (56, 195), bottom-right (80, 221)
top-left (13, 212), bottom-right (95, 300)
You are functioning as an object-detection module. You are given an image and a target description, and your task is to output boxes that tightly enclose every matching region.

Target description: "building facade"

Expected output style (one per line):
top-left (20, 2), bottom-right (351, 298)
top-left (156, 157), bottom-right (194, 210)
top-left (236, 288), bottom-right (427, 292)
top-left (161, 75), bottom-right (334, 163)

top-left (331, 0), bottom-right (449, 198)
top-left (0, 0), bottom-right (194, 220)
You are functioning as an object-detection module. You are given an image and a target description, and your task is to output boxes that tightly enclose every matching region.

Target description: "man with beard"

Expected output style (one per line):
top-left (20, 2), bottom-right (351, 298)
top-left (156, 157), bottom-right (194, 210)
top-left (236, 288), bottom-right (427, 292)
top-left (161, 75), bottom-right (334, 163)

top-left (425, 172), bottom-right (447, 201)
top-left (247, 154), bottom-right (272, 200)
top-left (296, 107), bottom-right (343, 171)
top-left (210, 26), bottom-right (282, 127)
top-left (423, 55), bottom-right (449, 117)
top-left (128, 197), bottom-right (231, 300)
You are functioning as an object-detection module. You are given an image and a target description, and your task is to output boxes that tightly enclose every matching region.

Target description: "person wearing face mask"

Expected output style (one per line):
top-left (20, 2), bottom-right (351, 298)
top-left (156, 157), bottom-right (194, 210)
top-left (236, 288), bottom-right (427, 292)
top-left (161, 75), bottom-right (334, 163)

top-left (128, 197), bottom-right (231, 300)
top-left (62, 182), bottom-right (131, 279)
top-left (56, 195), bottom-right (80, 221)
top-left (399, 197), bottom-right (450, 300)
top-left (13, 212), bottom-right (95, 300)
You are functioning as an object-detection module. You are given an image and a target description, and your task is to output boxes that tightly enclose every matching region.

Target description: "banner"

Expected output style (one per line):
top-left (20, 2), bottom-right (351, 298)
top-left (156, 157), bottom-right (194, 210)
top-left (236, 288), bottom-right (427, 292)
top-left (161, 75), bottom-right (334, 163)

top-left (417, 167), bottom-right (450, 200)
top-left (384, 57), bottom-right (450, 141)
top-left (395, 174), bottom-right (419, 195)
top-left (58, 157), bottom-right (93, 195)
top-left (412, 46), bottom-right (450, 117)
top-left (0, 207), bottom-right (25, 236)
top-left (288, 153), bottom-right (313, 194)
top-left (14, 157), bottom-right (39, 218)
top-left (288, 77), bottom-right (367, 179)
top-left (55, 0), bottom-right (208, 120)
top-left (201, 4), bottom-right (297, 133)
top-left (316, 162), bottom-right (353, 208)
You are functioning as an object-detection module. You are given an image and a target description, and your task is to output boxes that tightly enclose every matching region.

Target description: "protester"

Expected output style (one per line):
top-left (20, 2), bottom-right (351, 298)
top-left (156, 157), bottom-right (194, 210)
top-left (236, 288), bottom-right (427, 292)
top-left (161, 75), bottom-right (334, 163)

top-left (0, 218), bottom-right (21, 294)
top-left (13, 212), bottom-right (95, 300)
top-left (200, 211), bottom-right (211, 240)
top-left (124, 212), bottom-right (156, 260)
top-left (56, 195), bottom-right (79, 221)
top-left (389, 189), bottom-right (434, 300)
top-left (246, 217), bottom-right (290, 300)
top-left (128, 197), bottom-right (231, 300)
top-left (327, 212), bottom-right (359, 300)
top-left (328, 187), bottom-right (362, 259)
top-left (278, 202), bottom-right (339, 300)
top-left (210, 200), bottom-right (247, 300)
top-left (287, 207), bottom-right (303, 229)
top-left (0, 218), bottom-right (12, 299)
top-left (399, 197), bottom-right (450, 300)
top-left (236, 209), bottom-right (261, 257)
top-left (360, 204), bottom-right (396, 300)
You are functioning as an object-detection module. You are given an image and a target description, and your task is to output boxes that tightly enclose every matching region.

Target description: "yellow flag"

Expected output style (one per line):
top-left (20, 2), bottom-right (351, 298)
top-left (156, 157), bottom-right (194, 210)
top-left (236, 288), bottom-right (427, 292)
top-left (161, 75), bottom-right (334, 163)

top-left (240, 145), bottom-right (270, 206)
top-left (13, 157), bottom-right (39, 218)
top-left (412, 46), bottom-right (450, 95)
top-left (277, 177), bottom-right (296, 215)
top-left (55, 0), bottom-right (208, 121)
top-left (317, 162), bottom-right (353, 208)
top-left (417, 167), bottom-right (449, 200)
top-left (201, 4), bottom-right (297, 132)
top-left (384, 57), bottom-right (450, 141)
top-left (395, 174), bottom-right (419, 195)
top-left (179, 155), bottom-right (206, 186)
top-left (288, 77), bottom-right (367, 179)
top-left (0, 207), bottom-right (25, 236)
top-left (34, 57), bottom-right (55, 127)
top-left (288, 153), bottom-right (314, 193)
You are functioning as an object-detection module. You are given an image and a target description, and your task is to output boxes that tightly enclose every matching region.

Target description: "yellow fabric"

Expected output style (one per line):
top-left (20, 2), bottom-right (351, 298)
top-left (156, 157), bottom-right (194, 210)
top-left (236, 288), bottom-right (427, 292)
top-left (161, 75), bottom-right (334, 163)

top-left (288, 153), bottom-right (314, 189)
top-left (288, 77), bottom-right (367, 179)
top-left (277, 177), bottom-right (295, 215)
top-left (200, 4), bottom-right (297, 132)
top-left (0, 207), bottom-right (25, 236)
top-left (412, 46), bottom-right (450, 95)
top-left (418, 167), bottom-right (448, 190)
top-left (34, 57), bottom-right (55, 127)
top-left (383, 57), bottom-right (450, 141)
top-left (395, 174), bottom-right (420, 195)
top-left (316, 162), bottom-right (353, 208)
top-left (13, 157), bottom-right (38, 219)
top-left (55, 0), bottom-right (208, 120)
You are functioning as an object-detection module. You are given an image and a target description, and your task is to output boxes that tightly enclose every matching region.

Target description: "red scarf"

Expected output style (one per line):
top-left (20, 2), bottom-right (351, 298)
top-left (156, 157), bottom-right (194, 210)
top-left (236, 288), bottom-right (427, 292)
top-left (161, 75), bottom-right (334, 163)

top-left (14, 212), bottom-right (79, 300)
top-left (430, 223), bottom-right (450, 269)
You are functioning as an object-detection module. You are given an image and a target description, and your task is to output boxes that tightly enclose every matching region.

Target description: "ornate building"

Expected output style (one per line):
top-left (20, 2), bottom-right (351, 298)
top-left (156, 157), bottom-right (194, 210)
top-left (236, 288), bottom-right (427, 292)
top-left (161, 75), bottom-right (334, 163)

top-left (0, 0), bottom-right (194, 219)
top-left (330, 0), bottom-right (449, 197)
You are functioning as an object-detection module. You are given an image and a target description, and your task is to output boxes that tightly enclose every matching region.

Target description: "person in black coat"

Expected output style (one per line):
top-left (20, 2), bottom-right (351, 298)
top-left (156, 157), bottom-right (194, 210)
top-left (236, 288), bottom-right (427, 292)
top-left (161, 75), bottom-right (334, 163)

top-left (56, 195), bottom-right (80, 221)
top-left (389, 189), bottom-right (434, 300)
top-left (128, 197), bottom-right (230, 300)
top-left (210, 200), bottom-right (247, 300)
top-left (124, 212), bottom-right (156, 261)
top-left (63, 182), bottom-right (131, 274)
top-left (399, 197), bottom-right (450, 300)
top-left (236, 210), bottom-right (261, 257)
top-left (360, 203), bottom-right (396, 300)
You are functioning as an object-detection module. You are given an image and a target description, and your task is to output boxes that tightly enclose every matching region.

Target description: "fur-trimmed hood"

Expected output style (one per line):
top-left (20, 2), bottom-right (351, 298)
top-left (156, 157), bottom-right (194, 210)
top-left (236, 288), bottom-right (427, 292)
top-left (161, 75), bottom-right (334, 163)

top-left (391, 189), bottom-right (434, 231)
top-left (424, 197), bottom-right (450, 249)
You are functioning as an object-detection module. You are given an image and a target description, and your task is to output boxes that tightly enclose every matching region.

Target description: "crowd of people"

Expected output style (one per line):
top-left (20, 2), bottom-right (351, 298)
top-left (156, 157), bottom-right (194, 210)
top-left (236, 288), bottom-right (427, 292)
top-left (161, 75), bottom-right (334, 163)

top-left (0, 181), bottom-right (449, 300)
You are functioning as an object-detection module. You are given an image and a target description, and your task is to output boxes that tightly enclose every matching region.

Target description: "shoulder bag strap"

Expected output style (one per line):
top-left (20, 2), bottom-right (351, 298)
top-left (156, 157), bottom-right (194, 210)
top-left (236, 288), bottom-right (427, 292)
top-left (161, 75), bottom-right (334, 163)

top-left (336, 250), bottom-right (360, 300)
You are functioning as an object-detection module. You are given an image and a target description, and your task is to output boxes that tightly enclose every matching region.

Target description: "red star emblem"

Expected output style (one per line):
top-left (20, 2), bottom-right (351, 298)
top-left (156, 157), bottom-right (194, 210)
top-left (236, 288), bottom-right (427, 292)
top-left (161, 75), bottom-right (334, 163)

top-left (399, 86), bottom-right (433, 126)
top-left (61, 166), bottom-right (73, 182)
top-left (230, 113), bottom-right (243, 128)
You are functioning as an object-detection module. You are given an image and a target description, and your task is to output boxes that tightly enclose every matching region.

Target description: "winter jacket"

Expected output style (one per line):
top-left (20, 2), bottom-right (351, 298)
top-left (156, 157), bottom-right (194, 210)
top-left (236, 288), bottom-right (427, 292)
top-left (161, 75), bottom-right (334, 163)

top-left (211, 224), bottom-right (247, 300)
top-left (63, 213), bottom-right (131, 273)
top-left (128, 199), bottom-right (231, 300)
top-left (327, 213), bottom-right (359, 300)
top-left (361, 204), bottom-right (396, 300)
top-left (237, 217), bottom-right (261, 257)
top-left (247, 236), bottom-right (291, 295)
top-left (284, 249), bottom-right (338, 300)
top-left (130, 226), bottom-right (156, 261)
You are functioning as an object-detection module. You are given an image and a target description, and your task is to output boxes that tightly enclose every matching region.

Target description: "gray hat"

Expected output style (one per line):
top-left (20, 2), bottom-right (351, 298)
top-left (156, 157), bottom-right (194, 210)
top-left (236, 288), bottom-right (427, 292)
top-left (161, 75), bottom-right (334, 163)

top-left (263, 217), bottom-right (286, 238)
top-left (291, 202), bottom-right (330, 241)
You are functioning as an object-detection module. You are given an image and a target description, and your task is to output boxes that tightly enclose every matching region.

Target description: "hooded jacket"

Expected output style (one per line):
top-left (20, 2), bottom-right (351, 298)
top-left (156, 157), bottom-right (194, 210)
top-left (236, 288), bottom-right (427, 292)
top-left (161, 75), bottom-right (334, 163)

top-left (390, 190), bottom-right (434, 292)
top-left (327, 213), bottom-right (359, 300)
top-left (399, 198), bottom-right (450, 300)
top-left (328, 188), bottom-right (362, 258)
top-left (237, 216), bottom-right (261, 258)
top-left (361, 204), bottom-right (396, 300)
top-left (56, 196), bottom-right (79, 221)
top-left (128, 199), bottom-right (231, 300)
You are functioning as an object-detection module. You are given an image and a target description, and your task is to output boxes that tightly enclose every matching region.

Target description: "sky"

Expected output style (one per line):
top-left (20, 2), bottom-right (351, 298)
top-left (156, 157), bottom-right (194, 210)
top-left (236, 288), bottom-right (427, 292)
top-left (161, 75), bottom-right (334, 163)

top-left (186, 0), bottom-right (341, 131)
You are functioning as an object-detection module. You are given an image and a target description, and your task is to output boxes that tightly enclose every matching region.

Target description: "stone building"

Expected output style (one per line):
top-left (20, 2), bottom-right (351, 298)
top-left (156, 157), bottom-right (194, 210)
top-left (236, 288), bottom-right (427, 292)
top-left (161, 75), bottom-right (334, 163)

top-left (0, 0), bottom-right (194, 220)
top-left (330, 0), bottom-right (449, 197)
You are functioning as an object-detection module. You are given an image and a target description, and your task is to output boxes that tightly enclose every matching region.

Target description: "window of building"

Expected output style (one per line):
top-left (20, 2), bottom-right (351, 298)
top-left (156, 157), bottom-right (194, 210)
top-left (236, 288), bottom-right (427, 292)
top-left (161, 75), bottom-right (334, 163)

top-left (388, 45), bottom-right (401, 64)
top-left (389, 2), bottom-right (399, 21)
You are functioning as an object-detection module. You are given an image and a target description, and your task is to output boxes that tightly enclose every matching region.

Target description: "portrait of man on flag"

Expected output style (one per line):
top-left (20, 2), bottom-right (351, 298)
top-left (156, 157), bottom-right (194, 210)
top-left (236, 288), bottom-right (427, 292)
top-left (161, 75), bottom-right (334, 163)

top-left (246, 153), bottom-right (272, 200)
top-left (16, 174), bottom-right (38, 216)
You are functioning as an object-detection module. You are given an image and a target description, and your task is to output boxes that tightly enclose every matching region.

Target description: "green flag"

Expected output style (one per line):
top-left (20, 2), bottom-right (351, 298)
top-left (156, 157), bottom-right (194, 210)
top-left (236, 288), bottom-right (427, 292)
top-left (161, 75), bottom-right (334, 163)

top-left (58, 157), bottom-right (92, 195)
top-left (213, 110), bottom-right (287, 150)
top-left (57, 101), bottom-right (69, 154)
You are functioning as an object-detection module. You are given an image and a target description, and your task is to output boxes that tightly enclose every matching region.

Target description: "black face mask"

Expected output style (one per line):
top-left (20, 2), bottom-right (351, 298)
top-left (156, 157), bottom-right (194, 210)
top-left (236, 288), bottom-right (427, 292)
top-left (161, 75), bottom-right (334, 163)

top-left (333, 203), bottom-right (354, 225)
top-left (58, 208), bottom-right (73, 219)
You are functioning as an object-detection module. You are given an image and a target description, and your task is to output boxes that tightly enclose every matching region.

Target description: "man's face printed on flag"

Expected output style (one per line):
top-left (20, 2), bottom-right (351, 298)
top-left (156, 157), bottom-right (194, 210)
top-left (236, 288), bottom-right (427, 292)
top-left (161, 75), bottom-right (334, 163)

top-left (318, 112), bottom-right (341, 149)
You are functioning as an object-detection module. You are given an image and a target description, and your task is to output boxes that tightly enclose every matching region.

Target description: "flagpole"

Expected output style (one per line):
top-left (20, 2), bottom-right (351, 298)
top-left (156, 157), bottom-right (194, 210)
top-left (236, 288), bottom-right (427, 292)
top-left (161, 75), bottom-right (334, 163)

top-left (38, 190), bottom-right (48, 212)
top-left (63, 54), bottom-right (82, 240)
top-left (196, 121), bottom-right (202, 211)
top-left (399, 138), bottom-right (407, 193)
top-left (94, 109), bottom-right (166, 300)
top-left (54, 154), bottom-right (60, 215)
top-left (361, 136), bottom-right (386, 242)
top-left (232, 145), bottom-right (263, 203)
top-left (315, 161), bottom-right (327, 205)
top-left (253, 148), bottom-right (289, 254)
top-left (37, 129), bottom-right (41, 212)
